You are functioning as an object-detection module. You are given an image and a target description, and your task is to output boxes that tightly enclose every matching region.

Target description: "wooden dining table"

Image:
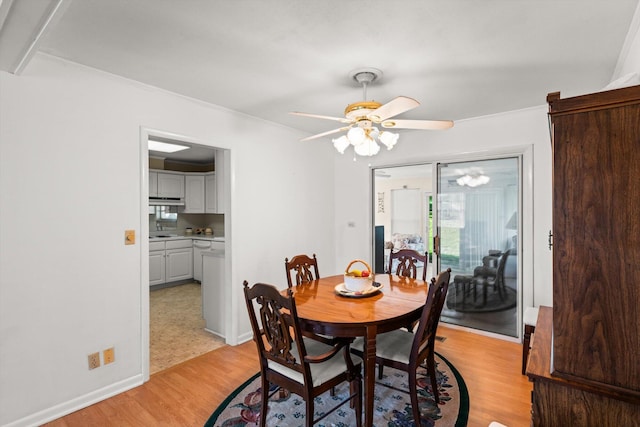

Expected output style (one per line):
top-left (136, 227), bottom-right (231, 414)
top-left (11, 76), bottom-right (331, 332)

top-left (289, 273), bottom-right (431, 427)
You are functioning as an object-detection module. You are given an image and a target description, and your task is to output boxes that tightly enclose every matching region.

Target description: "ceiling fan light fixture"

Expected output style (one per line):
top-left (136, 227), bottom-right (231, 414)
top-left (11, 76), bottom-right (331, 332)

top-left (353, 137), bottom-right (380, 156)
top-left (347, 127), bottom-right (366, 145)
top-left (379, 131), bottom-right (399, 150)
top-left (332, 135), bottom-right (350, 154)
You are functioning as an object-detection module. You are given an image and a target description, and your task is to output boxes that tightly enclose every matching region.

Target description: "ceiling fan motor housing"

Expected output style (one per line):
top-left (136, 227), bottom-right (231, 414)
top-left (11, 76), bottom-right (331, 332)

top-left (344, 101), bottom-right (382, 127)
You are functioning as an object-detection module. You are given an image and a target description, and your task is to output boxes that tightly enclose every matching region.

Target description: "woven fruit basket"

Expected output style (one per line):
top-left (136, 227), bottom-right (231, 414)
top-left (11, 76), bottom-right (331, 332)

top-left (344, 259), bottom-right (374, 292)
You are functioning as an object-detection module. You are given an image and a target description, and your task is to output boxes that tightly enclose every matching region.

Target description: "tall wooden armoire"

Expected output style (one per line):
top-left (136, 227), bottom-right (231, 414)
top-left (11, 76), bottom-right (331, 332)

top-left (527, 86), bottom-right (640, 425)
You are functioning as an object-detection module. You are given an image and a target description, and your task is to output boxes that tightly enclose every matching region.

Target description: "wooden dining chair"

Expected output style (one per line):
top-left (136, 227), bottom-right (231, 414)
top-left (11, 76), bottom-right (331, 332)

top-left (351, 268), bottom-right (451, 424)
top-left (285, 253), bottom-right (320, 288)
top-left (243, 281), bottom-right (362, 427)
top-left (284, 253), bottom-right (340, 349)
top-left (388, 249), bottom-right (428, 281)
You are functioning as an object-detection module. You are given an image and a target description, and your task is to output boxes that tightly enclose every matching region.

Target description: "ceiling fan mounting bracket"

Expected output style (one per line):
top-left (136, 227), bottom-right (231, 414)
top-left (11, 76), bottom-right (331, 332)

top-left (349, 67), bottom-right (382, 86)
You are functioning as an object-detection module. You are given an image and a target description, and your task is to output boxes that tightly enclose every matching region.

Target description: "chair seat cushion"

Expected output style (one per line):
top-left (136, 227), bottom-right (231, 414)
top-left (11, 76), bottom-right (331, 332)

top-left (352, 329), bottom-right (416, 365)
top-left (524, 307), bottom-right (539, 326)
top-left (268, 338), bottom-right (362, 387)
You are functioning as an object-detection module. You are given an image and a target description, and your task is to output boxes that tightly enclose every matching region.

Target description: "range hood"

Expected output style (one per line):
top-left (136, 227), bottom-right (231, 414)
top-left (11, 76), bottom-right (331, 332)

top-left (149, 197), bottom-right (185, 206)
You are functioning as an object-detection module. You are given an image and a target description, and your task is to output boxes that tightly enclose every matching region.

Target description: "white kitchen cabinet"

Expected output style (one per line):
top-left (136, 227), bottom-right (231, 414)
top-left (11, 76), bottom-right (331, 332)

top-left (165, 239), bottom-right (193, 282)
top-left (149, 241), bottom-right (166, 287)
top-left (205, 173), bottom-right (217, 213)
top-left (149, 171), bottom-right (158, 197)
top-left (149, 239), bottom-right (192, 286)
top-left (157, 172), bottom-right (184, 198)
top-left (202, 248), bottom-right (225, 339)
top-left (184, 174), bottom-right (206, 213)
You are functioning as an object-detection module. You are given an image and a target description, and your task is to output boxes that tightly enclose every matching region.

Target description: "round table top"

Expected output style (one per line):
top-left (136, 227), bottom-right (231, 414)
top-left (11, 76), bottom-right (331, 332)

top-left (289, 274), bottom-right (430, 336)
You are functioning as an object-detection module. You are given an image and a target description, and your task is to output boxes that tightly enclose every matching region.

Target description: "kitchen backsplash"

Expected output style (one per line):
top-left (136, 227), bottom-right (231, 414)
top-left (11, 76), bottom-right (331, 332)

top-left (149, 212), bottom-right (224, 237)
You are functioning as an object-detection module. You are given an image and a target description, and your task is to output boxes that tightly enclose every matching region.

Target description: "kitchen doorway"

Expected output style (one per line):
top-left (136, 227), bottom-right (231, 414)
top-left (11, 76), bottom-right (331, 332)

top-left (372, 155), bottom-right (522, 338)
top-left (141, 128), bottom-right (231, 378)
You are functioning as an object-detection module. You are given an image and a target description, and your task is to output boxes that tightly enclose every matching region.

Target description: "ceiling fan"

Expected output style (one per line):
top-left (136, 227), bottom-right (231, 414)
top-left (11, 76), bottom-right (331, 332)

top-left (290, 68), bottom-right (454, 156)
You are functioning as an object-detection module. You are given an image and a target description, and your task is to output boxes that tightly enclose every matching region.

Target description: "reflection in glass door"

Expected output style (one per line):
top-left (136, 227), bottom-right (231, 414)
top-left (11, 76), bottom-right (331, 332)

top-left (436, 158), bottom-right (519, 337)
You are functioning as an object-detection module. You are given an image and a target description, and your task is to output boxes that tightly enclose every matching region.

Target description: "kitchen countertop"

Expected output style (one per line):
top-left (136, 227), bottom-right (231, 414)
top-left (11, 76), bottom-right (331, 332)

top-left (149, 234), bottom-right (225, 242)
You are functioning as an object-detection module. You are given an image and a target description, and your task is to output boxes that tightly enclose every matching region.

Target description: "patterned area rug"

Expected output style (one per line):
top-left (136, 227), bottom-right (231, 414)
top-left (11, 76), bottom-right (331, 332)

top-left (205, 352), bottom-right (468, 426)
top-left (150, 283), bottom-right (226, 374)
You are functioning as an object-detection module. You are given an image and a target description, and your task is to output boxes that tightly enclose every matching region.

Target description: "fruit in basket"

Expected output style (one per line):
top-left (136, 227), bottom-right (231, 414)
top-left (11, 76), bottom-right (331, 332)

top-left (344, 259), bottom-right (374, 292)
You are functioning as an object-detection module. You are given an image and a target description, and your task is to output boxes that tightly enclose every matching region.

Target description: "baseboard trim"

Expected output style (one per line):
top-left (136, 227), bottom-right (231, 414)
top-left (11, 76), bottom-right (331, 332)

top-left (4, 374), bottom-right (144, 427)
top-left (236, 331), bottom-right (253, 345)
top-left (204, 327), bottom-right (225, 339)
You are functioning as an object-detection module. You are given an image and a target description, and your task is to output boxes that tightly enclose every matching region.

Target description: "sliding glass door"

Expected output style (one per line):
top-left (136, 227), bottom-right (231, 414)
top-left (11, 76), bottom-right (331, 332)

top-left (373, 156), bottom-right (521, 337)
top-left (436, 158), bottom-right (519, 337)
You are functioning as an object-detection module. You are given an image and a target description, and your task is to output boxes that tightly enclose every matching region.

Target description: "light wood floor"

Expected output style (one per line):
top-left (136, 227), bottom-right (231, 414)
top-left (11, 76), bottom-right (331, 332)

top-left (44, 325), bottom-right (532, 427)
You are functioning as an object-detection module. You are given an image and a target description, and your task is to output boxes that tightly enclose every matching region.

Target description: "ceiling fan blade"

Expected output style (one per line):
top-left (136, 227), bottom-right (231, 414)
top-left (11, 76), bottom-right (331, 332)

top-left (381, 119), bottom-right (454, 130)
top-left (290, 111), bottom-right (352, 124)
top-left (300, 126), bottom-right (351, 142)
top-left (368, 96), bottom-right (420, 122)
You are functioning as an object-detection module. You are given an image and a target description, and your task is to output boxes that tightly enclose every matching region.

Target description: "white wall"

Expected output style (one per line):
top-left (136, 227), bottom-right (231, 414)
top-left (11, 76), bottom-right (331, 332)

top-left (0, 55), bottom-right (335, 426)
top-left (333, 106), bottom-right (554, 313)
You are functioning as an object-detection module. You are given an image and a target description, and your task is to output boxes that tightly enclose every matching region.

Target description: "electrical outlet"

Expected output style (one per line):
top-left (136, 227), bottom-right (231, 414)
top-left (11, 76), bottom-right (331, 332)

top-left (88, 352), bottom-right (100, 370)
top-left (103, 347), bottom-right (115, 365)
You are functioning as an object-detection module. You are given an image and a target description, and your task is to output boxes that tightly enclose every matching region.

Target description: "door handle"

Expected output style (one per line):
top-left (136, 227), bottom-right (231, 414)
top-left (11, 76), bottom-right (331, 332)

top-left (433, 235), bottom-right (440, 256)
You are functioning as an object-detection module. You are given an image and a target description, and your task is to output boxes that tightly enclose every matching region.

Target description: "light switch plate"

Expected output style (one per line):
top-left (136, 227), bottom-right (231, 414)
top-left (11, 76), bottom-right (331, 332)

top-left (125, 230), bottom-right (135, 245)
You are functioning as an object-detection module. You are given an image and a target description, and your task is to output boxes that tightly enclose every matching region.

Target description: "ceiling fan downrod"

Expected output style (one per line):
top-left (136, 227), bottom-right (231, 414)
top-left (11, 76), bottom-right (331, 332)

top-left (350, 68), bottom-right (382, 101)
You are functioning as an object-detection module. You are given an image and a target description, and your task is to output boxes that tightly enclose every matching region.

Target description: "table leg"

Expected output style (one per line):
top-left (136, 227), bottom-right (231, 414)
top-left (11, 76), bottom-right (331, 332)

top-left (363, 325), bottom-right (377, 427)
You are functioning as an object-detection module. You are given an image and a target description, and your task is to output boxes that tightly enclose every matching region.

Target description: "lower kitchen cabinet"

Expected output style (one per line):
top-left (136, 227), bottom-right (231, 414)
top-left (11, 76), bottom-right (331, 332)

top-left (149, 241), bottom-right (166, 286)
top-left (166, 240), bottom-right (193, 282)
top-left (149, 239), bottom-right (193, 286)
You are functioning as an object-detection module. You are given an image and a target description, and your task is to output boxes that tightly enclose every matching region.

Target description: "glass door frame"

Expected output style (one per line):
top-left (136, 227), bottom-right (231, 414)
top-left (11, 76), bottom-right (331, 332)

top-left (371, 146), bottom-right (533, 341)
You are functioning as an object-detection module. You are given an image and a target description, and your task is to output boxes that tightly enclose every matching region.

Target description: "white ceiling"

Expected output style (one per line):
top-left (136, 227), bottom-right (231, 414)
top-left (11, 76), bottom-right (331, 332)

top-left (2, 0), bottom-right (639, 162)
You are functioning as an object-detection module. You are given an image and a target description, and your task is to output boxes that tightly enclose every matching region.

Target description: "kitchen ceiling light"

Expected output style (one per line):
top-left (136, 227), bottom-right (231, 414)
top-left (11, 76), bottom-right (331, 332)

top-left (148, 140), bottom-right (190, 153)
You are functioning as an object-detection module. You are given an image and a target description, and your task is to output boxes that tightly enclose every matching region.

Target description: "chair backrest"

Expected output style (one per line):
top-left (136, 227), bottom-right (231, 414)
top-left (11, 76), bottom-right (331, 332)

top-left (494, 248), bottom-right (514, 287)
top-left (243, 281), bottom-right (309, 379)
top-left (284, 253), bottom-right (320, 288)
top-left (411, 268), bottom-right (451, 363)
top-left (388, 249), bottom-right (428, 280)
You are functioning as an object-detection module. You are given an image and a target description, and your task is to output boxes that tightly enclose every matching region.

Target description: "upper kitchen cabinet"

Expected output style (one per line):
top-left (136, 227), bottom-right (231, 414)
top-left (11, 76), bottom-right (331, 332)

top-left (157, 172), bottom-right (185, 198)
top-left (149, 170), bottom-right (185, 198)
top-left (183, 172), bottom-right (223, 213)
top-left (205, 173), bottom-right (217, 213)
top-left (184, 174), bottom-right (206, 213)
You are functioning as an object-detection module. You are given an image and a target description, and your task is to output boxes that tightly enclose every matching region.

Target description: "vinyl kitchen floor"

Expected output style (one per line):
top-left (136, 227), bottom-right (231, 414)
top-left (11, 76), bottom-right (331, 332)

top-left (150, 282), bottom-right (226, 374)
